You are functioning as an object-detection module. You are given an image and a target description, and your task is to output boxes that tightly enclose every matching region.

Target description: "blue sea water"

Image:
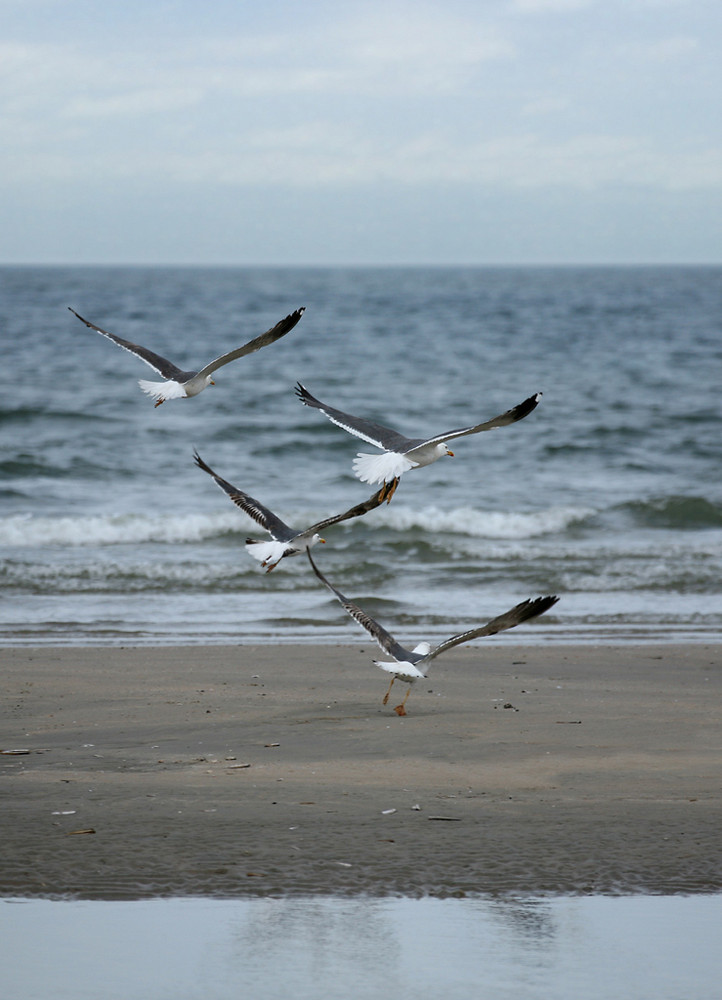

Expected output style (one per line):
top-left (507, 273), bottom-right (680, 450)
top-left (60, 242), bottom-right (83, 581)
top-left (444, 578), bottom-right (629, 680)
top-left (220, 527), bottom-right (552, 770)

top-left (1, 265), bottom-right (721, 646)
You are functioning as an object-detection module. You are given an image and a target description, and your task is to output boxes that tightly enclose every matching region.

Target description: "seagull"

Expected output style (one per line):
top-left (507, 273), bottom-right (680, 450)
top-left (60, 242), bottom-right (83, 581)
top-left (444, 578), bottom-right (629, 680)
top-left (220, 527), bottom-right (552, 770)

top-left (295, 382), bottom-right (541, 502)
top-left (307, 550), bottom-right (558, 715)
top-left (68, 305), bottom-right (305, 406)
top-left (194, 450), bottom-right (394, 572)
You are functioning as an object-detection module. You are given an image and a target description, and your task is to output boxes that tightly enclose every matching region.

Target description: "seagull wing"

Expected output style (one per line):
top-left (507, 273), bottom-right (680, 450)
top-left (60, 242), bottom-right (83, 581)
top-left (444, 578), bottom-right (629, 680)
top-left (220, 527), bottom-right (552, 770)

top-left (412, 392), bottom-right (542, 452)
top-left (307, 551), bottom-right (416, 663)
top-left (302, 482), bottom-right (393, 537)
top-left (193, 450), bottom-right (295, 541)
top-left (423, 595), bottom-right (559, 663)
top-left (295, 383), bottom-right (414, 452)
top-left (68, 307), bottom-right (187, 380)
top-left (195, 307), bottom-right (305, 379)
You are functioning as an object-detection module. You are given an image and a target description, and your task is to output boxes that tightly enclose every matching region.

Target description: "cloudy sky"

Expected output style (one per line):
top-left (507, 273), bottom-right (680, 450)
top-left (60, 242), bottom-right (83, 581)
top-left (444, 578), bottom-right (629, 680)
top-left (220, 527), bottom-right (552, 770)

top-left (2, 0), bottom-right (720, 265)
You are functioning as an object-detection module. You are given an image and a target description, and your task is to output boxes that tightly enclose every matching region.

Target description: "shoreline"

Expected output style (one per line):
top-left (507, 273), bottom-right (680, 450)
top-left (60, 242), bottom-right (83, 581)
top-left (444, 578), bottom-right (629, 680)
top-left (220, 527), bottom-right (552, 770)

top-left (2, 642), bottom-right (720, 899)
top-left (3, 635), bottom-right (721, 648)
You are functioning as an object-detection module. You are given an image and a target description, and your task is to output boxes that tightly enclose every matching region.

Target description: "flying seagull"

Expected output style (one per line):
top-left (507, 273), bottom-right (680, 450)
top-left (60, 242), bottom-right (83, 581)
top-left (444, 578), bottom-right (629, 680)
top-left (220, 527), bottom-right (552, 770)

top-left (194, 450), bottom-right (394, 572)
top-left (295, 382), bottom-right (541, 502)
top-left (307, 550), bottom-right (558, 715)
top-left (68, 305), bottom-right (305, 406)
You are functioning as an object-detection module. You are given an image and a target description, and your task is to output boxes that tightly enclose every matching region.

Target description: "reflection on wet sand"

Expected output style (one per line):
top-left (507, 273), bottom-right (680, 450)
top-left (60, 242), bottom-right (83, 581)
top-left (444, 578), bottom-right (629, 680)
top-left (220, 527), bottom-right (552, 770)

top-left (2, 895), bottom-right (719, 1000)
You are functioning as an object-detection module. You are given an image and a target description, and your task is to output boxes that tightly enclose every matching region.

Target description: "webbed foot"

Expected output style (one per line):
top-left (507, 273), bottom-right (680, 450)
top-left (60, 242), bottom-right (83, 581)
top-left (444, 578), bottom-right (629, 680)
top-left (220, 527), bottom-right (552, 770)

top-left (380, 477), bottom-right (399, 504)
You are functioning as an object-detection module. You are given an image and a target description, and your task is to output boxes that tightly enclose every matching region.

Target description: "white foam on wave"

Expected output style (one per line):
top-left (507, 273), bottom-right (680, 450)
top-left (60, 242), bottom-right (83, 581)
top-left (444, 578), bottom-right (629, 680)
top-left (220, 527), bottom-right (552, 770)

top-left (1, 557), bottom-right (259, 591)
top-left (0, 504), bottom-right (595, 548)
top-left (0, 511), bottom-right (243, 548)
top-left (373, 503), bottom-right (596, 539)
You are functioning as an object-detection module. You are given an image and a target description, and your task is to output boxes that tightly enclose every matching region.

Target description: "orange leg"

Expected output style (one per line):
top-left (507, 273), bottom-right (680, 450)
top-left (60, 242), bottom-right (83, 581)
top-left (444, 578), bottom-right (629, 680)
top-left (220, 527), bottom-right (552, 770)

top-left (382, 676), bottom-right (395, 705)
top-left (393, 686), bottom-right (413, 716)
top-left (154, 398), bottom-right (165, 408)
top-left (380, 477), bottom-right (399, 504)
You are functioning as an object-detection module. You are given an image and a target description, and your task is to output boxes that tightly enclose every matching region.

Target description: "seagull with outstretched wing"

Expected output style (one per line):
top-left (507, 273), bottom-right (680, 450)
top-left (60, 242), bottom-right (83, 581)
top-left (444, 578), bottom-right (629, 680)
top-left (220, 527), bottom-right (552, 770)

top-left (68, 306), bottom-right (305, 406)
top-left (194, 450), bottom-right (394, 572)
top-left (307, 550), bottom-right (558, 715)
top-left (295, 381), bottom-right (541, 501)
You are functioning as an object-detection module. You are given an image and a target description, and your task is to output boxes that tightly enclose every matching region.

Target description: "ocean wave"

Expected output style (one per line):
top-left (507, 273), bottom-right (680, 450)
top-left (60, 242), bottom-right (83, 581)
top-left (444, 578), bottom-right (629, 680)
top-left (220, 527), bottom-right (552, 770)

top-left (3, 496), bottom-right (719, 552)
top-left (621, 495), bottom-right (722, 530)
top-left (0, 511), bottom-right (243, 547)
top-left (0, 503), bottom-right (595, 548)
top-left (371, 504), bottom-right (595, 539)
top-left (0, 406), bottom-right (95, 425)
top-left (0, 558), bottom-right (262, 593)
top-left (5, 538), bottom-right (720, 596)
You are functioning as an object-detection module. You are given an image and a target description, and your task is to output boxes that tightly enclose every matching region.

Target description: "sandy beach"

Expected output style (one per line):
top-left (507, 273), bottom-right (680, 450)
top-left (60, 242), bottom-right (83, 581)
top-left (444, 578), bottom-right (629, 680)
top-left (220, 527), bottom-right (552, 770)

top-left (1, 642), bottom-right (720, 899)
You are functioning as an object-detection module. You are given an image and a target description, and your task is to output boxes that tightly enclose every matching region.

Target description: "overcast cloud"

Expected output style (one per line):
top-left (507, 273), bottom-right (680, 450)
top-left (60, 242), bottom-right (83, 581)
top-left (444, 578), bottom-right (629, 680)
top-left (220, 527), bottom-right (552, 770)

top-left (2, 0), bottom-right (720, 264)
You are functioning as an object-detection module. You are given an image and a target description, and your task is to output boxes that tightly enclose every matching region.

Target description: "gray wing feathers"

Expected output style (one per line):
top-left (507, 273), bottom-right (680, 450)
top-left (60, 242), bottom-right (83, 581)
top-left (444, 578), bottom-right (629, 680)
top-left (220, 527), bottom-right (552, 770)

top-left (193, 450), bottom-right (295, 540)
top-left (70, 305), bottom-right (305, 383)
top-left (306, 483), bottom-right (392, 535)
top-left (306, 551), bottom-right (415, 662)
top-left (419, 392), bottom-right (542, 449)
top-left (295, 383), bottom-right (414, 452)
top-left (296, 383), bottom-right (540, 454)
top-left (426, 595), bottom-right (559, 661)
top-left (197, 307), bottom-right (305, 378)
top-left (68, 307), bottom-right (187, 380)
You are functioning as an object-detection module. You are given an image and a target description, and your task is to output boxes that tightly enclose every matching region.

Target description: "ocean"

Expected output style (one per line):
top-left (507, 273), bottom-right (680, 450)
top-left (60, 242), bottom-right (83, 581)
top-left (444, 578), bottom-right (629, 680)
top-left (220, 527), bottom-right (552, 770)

top-left (1, 265), bottom-right (720, 646)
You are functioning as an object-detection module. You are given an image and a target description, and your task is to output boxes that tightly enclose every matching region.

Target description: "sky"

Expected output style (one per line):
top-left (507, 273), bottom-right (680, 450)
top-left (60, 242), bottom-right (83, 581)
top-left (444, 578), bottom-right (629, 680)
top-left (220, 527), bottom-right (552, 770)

top-left (2, 0), bottom-right (721, 265)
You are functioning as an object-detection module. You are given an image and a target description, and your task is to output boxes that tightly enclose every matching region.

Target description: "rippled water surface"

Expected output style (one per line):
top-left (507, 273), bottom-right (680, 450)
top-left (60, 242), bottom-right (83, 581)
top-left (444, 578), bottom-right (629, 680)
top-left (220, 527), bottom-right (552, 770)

top-left (2, 265), bottom-right (720, 644)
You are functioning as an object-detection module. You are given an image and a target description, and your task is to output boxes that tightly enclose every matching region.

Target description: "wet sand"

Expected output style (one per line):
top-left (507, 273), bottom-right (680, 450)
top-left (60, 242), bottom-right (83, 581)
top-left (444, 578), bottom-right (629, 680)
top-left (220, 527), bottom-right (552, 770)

top-left (1, 643), bottom-right (720, 899)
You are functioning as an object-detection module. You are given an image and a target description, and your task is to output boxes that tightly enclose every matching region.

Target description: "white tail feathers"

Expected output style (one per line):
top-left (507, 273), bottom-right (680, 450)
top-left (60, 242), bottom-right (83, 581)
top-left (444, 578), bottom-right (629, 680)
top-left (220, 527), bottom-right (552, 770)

top-left (374, 659), bottom-right (403, 675)
top-left (352, 451), bottom-right (414, 485)
top-left (245, 539), bottom-right (287, 567)
top-left (374, 659), bottom-right (426, 680)
top-left (138, 379), bottom-right (187, 402)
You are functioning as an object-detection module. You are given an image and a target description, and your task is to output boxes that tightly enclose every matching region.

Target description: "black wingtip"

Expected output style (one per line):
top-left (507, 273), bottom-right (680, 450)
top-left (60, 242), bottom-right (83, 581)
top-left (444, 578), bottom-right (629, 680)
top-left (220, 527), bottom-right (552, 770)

top-left (501, 594), bottom-right (559, 633)
top-left (294, 381), bottom-right (324, 409)
top-left (513, 392), bottom-right (543, 422)
top-left (530, 595), bottom-right (559, 618)
top-left (193, 449), bottom-right (214, 477)
top-left (68, 306), bottom-right (88, 326)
